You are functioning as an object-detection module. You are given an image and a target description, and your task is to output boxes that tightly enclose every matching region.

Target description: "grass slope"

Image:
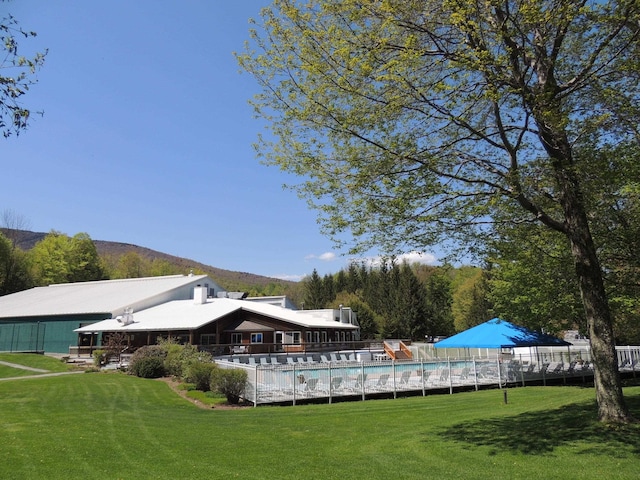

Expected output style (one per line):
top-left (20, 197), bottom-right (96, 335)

top-left (0, 353), bottom-right (74, 378)
top-left (1, 373), bottom-right (639, 480)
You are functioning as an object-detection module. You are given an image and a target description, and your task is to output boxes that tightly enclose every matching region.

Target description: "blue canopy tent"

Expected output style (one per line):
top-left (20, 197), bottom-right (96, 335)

top-left (433, 318), bottom-right (571, 360)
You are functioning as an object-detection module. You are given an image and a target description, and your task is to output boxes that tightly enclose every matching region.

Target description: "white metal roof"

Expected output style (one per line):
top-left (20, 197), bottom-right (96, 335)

top-left (75, 297), bottom-right (359, 333)
top-left (0, 274), bottom-right (217, 319)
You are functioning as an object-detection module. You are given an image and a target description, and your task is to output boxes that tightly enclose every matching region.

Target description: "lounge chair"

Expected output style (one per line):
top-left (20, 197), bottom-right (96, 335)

top-left (545, 362), bottom-right (563, 374)
top-left (398, 370), bottom-right (412, 386)
top-left (348, 373), bottom-right (368, 391)
top-left (299, 377), bottom-right (320, 396)
top-left (329, 376), bottom-right (343, 393)
top-left (371, 373), bottom-right (390, 391)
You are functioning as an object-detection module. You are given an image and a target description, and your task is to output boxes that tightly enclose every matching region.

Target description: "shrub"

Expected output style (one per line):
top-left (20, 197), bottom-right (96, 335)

top-left (184, 361), bottom-right (217, 391)
top-left (161, 341), bottom-right (212, 379)
top-left (211, 368), bottom-right (247, 404)
top-left (128, 345), bottom-right (167, 378)
top-left (93, 349), bottom-right (106, 367)
top-left (130, 357), bottom-right (165, 378)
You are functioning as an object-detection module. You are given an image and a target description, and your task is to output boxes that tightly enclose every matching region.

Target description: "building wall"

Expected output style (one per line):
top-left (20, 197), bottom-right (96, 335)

top-left (0, 314), bottom-right (108, 353)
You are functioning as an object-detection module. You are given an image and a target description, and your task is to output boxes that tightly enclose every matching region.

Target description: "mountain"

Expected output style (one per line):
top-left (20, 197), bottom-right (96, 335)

top-left (1, 228), bottom-right (296, 290)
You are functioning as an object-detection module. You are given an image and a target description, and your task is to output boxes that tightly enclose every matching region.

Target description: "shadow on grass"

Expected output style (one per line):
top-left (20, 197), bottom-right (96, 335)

top-left (439, 393), bottom-right (640, 456)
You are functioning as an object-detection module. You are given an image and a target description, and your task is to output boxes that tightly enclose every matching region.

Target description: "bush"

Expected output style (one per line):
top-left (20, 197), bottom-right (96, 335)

top-left (211, 368), bottom-right (247, 404)
top-left (130, 357), bottom-right (165, 378)
top-left (128, 345), bottom-right (167, 378)
top-left (184, 361), bottom-right (217, 391)
top-left (161, 341), bottom-right (212, 379)
top-left (93, 349), bottom-right (106, 367)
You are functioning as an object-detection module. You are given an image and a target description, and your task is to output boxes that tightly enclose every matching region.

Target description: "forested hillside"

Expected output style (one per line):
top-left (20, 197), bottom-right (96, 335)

top-left (0, 228), bottom-right (299, 299)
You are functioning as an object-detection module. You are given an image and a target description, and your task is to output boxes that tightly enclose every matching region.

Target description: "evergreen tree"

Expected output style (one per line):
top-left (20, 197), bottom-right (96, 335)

top-left (345, 262), bottom-right (360, 293)
top-left (424, 270), bottom-right (455, 337)
top-left (302, 269), bottom-right (325, 309)
top-left (322, 273), bottom-right (335, 306)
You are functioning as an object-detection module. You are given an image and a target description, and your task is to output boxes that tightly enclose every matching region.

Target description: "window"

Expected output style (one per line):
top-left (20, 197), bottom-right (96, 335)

top-left (305, 331), bottom-right (312, 343)
top-left (313, 331), bottom-right (320, 343)
top-left (231, 333), bottom-right (242, 344)
top-left (251, 333), bottom-right (263, 344)
top-left (321, 331), bottom-right (327, 343)
top-left (284, 331), bottom-right (301, 344)
top-left (200, 334), bottom-right (216, 346)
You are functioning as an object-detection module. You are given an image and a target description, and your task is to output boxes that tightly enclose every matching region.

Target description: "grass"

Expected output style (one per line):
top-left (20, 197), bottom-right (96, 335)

top-left (0, 372), bottom-right (639, 480)
top-left (0, 353), bottom-right (74, 378)
top-left (177, 382), bottom-right (229, 406)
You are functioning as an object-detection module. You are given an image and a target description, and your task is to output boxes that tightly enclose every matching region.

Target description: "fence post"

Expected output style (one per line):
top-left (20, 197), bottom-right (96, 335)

top-left (497, 358), bottom-right (502, 389)
top-left (421, 360), bottom-right (425, 396)
top-left (361, 361), bottom-right (366, 401)
top-left (254, 365), bottom-right (258, 407)
top-left (392, 360), bottom-right (397, 399)
top-left (328, 362), bottom-right (333, 404)
top-left (473, 358), bottom-right (478, 391)
top-left (448, 358), bottom-right (453, 395)
top-left (292, 365), bottom-right (297, 406)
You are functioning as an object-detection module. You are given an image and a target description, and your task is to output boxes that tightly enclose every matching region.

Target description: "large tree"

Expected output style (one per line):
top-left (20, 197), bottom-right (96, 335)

top-left (239, 1), bottom-right (640, 422)
top-left (486, 142), bottom-right (640, 343)
top-left (30, 231), bottom-right (104, 285)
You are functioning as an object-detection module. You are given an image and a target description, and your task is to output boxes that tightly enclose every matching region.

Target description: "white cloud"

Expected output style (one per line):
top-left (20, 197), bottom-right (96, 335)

top-left (305, 251), bottom-right (337, 262)
top-left (318, 252), bottom-right (336, 261)
top-left (397, 251), bottom-right (438, 265)
top-left (271, 273), bottom-right (307, 282)
top-left (351, 251), bottom-right (439, 268)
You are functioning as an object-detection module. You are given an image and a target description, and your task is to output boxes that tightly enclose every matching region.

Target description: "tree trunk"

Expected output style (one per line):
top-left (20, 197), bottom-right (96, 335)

top-left (568, 221), bottom-right (631, 423)
top-left (555, 165), bottom-right (632, 423)
top-left (534, 98), bottom-right (632, 422)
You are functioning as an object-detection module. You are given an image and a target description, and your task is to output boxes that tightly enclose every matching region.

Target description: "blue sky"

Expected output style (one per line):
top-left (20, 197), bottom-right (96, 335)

top-left (2, 1), bottom-right (438, 281)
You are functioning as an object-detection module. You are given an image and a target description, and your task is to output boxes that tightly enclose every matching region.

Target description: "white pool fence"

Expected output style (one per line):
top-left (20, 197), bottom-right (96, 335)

top-left (215, 345), bottom-right (640, 406)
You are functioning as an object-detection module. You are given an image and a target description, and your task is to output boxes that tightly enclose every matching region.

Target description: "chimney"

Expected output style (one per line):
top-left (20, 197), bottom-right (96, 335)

top-left (194, 285), bottom-right (207, 305)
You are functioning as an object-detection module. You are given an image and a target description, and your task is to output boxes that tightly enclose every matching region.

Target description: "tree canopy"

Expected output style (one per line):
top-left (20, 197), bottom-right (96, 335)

top-left (239, 0), bottom-right (640, 422)
top-left (30, 231), bottom-right (104, 285)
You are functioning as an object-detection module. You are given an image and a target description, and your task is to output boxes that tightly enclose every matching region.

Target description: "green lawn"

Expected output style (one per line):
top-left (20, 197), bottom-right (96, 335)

top-left (0, 372), bottom-right (639, 480)
top-left (0, 353), bottom-right (75, 376)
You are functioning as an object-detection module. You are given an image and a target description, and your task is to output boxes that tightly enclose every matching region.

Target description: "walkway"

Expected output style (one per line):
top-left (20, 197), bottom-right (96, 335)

top-left (0, 360), bottom-right (85, 381)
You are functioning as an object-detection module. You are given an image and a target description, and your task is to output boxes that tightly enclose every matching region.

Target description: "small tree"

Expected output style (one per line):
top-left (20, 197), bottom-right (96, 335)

top-left (104, 332), bottom-right (128, 364)
top-left (211, 369), bottom-right (248, 405)
top-left (184, 361), bottom-right (217, 391)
